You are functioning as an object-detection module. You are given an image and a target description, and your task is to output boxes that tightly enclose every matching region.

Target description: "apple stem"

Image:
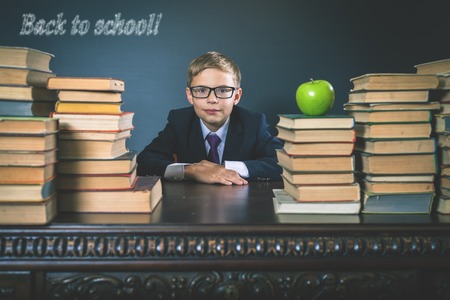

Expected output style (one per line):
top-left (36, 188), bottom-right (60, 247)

top-left (310, 78), bottom-right (314, 83)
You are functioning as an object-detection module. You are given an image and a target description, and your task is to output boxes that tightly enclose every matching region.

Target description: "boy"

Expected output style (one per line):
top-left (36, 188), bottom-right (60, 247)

top-left (137, 51), bottom-right (283, 185)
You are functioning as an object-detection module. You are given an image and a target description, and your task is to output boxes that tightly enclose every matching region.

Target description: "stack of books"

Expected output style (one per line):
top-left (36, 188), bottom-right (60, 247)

top-left (47, 77), bottom-right (162, 213)
top-left (345, 72), bottom-right (442, 214)
top-left (415, 58), bottom-right (450, 214)
top-left (0, 117), bottom-right (59, 224)
top-left (273, 114), bottom-right (361, 214)
top-left (0, 46), bottom-right (57, 117)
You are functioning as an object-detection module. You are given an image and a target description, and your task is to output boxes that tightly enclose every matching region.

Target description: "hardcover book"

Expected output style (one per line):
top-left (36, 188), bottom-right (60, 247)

top-left (55, 101), bottom-right (123, 114)
top-left (0, 176), bottom-right (56, 201)
top-left (282, 168), bottom-right (355, 185)
top-left (57, 90), bottom-right (122, 102)
top-left (0, 164), bottom-right (55, 184)
top-left (276, 149), bottom-right (355, 172)
top-left (276, 127), bottom-right (356, 143)
top-left (0, 117), bottom-right (58, 134)
top-left (358, 152), bottom-right (437, 175)
top-left (0, 194), bottom-right (57, 225)
top-left (277, 114), bottom-right (354, 129)
top-left (0, 46), bottom-right (53, 72)
top-left (51, 112), bottom-right (134, 131)
top-left (0, 85), bottom-right (57, 101)
top-left (361, 192), bottom-right (434, 214)
top-left (355, 138), bottom-right (436, 154)
top-left (56, 151), bottom-right (137, 174)
top-left (47, 77), bottom-right (125, 92)
top-left (354, 122), bottom-right (432, 138)
top-left (0, 100), bottom-right (56, 117)
top-left (283, 141), bottom-right (354, 156)
top-left (0, 132), bottom-right (57, 151)
top-left (0, 66), bottom-right (55, 87)
top-left (415, 58), bottom-right (450, 74)
top-left (350, 73), bottom-right (440, 91)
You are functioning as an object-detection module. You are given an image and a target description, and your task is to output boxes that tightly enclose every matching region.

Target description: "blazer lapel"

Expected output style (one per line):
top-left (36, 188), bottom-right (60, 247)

top-left (188, 116), bottom-right (208, 161)
top-left (223, 112), bottom-right (243, 159)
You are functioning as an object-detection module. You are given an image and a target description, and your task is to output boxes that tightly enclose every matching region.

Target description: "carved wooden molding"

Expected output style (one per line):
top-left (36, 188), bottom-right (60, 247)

top-left (0, 234), bottom-right (449, 260)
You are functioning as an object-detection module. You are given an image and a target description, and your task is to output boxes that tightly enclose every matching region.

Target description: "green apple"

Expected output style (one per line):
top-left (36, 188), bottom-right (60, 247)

top-left (295, 79), bottom-right (335, 116)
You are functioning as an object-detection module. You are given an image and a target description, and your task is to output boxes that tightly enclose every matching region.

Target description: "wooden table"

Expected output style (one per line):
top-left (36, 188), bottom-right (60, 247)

top-left (1, 181), bottom-right (450, 300)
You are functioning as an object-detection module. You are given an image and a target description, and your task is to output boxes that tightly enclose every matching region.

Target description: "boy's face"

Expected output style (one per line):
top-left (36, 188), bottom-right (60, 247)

top-left (186, 68), bottom-right (242, 132)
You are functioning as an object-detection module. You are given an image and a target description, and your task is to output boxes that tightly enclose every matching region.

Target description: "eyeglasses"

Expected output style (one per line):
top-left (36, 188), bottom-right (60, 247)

top-left (189, 86), bottom-right (236, 99)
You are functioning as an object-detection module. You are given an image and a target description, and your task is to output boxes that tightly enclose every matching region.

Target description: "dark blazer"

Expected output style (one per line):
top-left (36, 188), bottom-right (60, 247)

top-left (137, 106), bottom-right (283, 181)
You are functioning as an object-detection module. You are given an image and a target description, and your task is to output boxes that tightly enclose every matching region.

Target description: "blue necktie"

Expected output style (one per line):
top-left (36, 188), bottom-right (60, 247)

top-left (206, 134), bottom-right (221, 164)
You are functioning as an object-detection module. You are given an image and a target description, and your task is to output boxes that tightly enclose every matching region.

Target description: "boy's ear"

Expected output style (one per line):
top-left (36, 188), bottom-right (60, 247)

top-left (186, 87), bottom-right (194, 105)
top-left (233, 88), bottom-right (243, 105)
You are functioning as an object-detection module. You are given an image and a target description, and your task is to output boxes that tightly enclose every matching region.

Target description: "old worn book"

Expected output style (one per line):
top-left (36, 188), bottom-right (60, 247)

top-left (58, 176), bottom-right (162, 213)
top-left (57, 151), bottom-right (136, 174)
top-left (0, 46), bottom-right (53, 72)
top-left (0, 132), bottom-right (57, 151)
top-left (272, 189), bottom-right (361, 214)
top-left (362, 174), bottom-right (435, 183)
top-left (0, 117), bottom-right (58, 134)
top-left (439, 73), bottom-right (450, 89)
top-left (437, 196), bottom-right (450, 214)
top-left (51, 112), bottom-right (134, 131)
top-left (276, 149), bottom-right (355, 172)
top-left (0, 194), bottom-right (57, 225)
top-left (0, 85), bottom-right (57, 101)
top-left (347, 89), bottom-right (431, 103)
top-left (347, 110), bottom-right (432, 123)
top-left (415, 58), bottom-right (450, 74)
top-left (57, 166), bottom-right (137, 190)
top-left (0, 176), bottom-right (56, 201)
top-left (344, 102), bottom-right (440, 111)
top-left (47, 77), bottom-right (125, 92)
top-left (282, 168), bottom-right (354, 185)
top-left (350, 73), bottom-right (440, 91)
top-left (57, 90), bottom-right (122, 102)
top-left (0, 99), bottom-right (56, 117)
top-left (277, 114), bottom-right (354, 129)
top-left (433, 114), bottom-right (450, 133)
top-left (58, 138), bottom-right (128, 159)
top-left (361, 192), bottom-right (434, 214)
top-left (440, 165), bottom-right (450, 176)
top-left (354, 122), bottom-right (432, 138)
top-left (362, 180), bottom-right (434, 194)
top-left (58, 129), bottom-right (131, 141)
top-left (355, 138), bottom-right (436, 154)
top-left (283, 141), bottom-right (354, 156)
top-left (0, 66), bottom-right (55, 87)
top-left (276, 127), bottom-right (356, 143)
top-left (55, 101), bottom-right (123, 114)
top-left (359, 152), bottom-right (437, 175)
top-left (0, 149), bottom-right (57, 166)
top-left (283, 177), bottom-right (360, 202)
top-left (0, 164), bottom-right (55, 184)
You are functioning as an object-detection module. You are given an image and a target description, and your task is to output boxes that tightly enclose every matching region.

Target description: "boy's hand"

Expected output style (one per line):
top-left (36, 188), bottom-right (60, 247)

top-left (184, 160), bottom-right (248, 186)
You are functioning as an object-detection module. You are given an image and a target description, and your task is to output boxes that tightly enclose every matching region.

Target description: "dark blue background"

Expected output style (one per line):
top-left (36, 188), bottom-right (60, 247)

top-left (1, 0), bottom-right (449, 153)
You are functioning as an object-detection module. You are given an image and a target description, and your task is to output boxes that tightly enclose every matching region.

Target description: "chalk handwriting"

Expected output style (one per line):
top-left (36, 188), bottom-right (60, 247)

top-left (19, 13), bottom-right (163, 37)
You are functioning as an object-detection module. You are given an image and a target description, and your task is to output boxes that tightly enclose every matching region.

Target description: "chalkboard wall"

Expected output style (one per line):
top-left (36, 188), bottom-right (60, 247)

top-left (1, 0), bottom-right (449, 153)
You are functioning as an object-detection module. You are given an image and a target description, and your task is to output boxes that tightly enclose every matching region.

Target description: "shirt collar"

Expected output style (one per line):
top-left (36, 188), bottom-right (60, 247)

top-left (200, 117), bottom-right (230, 142)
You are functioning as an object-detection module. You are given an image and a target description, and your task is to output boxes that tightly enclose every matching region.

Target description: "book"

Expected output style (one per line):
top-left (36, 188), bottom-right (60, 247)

top-left (0, 164), bottom-right (55, 184)
top-left (441, 165), bottom-right (450, 176)
top-left (272, 189), bottom-right (361, 214)
top-left (0, 66), bottom-right (55, 87)
top-left (0, 133), bottom-right (57, 151)
top-left (283, 141), bottom-right (354, 156)
top-left (361, 192), bottom-right (434, 214)
top-left (362, 180), bottom-right (434, 194)
top-left (57, 166), bottom-right (137, 190)
top-left (58, 129), bottom-right (131, 141)
top-left (47, 77), bottom-right (125, 92)
top-left (0, 100), bottom-right (56, 117)
top-left (277, 114), bottom-right (354, 129)
top-left (0, 194), bottom-right (57, 225)
top-left (436, 196), bottom-right (450, 214)
top-left (0, 117), bottom-right (58, 134)
top-left (283, 177), bottom-right (360, 202)
top-left (347, 89), bottom-right (431, 103)
top-left (362, 174), bottom-right (435, 183)
top-left (0, 85), bottom-right (57, 101)
top-left (282, 168), bottom-right (355, 185)
top-left (56, 151), bottom-right (136, 174)
top-left (350, 73), bottom-right (440, 91)
top-left (276, 149), bottom-right (355, 172)
top-left (58, 176), bottom-right (162, 213)
top-left (439, 176), bottom-right (450, 189)
top-left (355, 123), bottom-right (432, 138)
top-left (276, 127), bottom-right (356, 143)
top-left (57, 90), bottom-right (122, 102)
top-left (358, 152), bottom-right (437, 175)
top-left (348, 110), bottom-right (432, 123)
top-left (58, 138), bottom-right (128, 159)
top-left (51, 112), bottom-right (134, 131)
top-left (0, 46), bottom-right (53, 72)
top-left (355, 138), bottom-right (436, 154)
top-left (0, 176), bottom-right (56, 201)
top-left (54, 101), bottom-right (123, 114)
top-left (276, 212), bottom-right (360, 223)
top-left (415, 58), bottom-right (450, 75)
top-left (344, 102), bottom-right (440, 111)
top-left (434, 114), bottom-right (450, 132)
top-left (439, 73), bottom-right (450, 89)
top-left (0, 149), bottom-right (57, 166)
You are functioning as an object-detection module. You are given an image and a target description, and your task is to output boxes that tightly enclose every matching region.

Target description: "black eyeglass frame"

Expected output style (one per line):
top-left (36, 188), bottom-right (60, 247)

top-left (189, 86), bottom-right (237, 99)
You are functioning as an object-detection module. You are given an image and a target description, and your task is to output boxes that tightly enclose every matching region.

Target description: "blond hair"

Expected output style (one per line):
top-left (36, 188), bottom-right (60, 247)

top-left (187, 51), bottom-right (241, 87)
